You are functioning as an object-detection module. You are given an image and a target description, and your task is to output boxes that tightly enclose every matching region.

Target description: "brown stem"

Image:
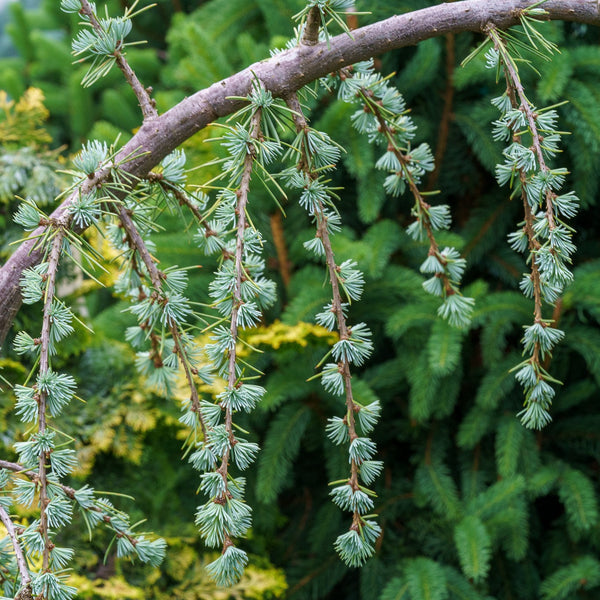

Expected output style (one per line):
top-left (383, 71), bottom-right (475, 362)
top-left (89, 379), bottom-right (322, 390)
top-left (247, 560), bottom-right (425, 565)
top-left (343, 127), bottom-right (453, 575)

top-left (218, 108), bottom-right (263, 498)
top-left (491, 27), bottom-right (556, 229)
top-left (360, 91), bottom-right (456, 297)
top-left (117, 206), bottom-right (209, 438)
top-left (171, 325), bottom-right (207, 439)
top-left (285, 92), bottom-right (360, 514)
top-left (79, 0), bottom-right (157, 121)
top-left (426, 33), bottom-right (455, 191)
top-left (0, 505), bottom-right (31, 589)
top-left (301, 6), bottom-right (322, 46)
top-left (270, 212), bottom-right (292, 289)
top-left (118, 207), bottom-right (163, 289)
top-left (497, 34), bottom-right (546, 374)
top-left (148, 176), bottom-right (212, 232)
top-left (38, 229), bottom-right (66, 570)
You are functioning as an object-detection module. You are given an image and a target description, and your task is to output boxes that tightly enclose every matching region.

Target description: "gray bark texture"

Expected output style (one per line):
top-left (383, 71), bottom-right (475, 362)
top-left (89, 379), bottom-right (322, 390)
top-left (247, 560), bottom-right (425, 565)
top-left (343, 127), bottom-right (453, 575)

top-left (0, 0), bottom-right (598, 346)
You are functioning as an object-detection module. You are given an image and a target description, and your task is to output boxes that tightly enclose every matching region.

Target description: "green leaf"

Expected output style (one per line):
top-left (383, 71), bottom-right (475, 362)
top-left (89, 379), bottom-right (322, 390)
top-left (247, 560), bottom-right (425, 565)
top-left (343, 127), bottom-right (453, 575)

top-left (457, 405), bottom-right (494, 449)
top-left (255, 403), bottom-right (311, 503)
top-left (415, 461), bottom-right (462, 521)
top-left (386, 303), bottom-right (437, 339)
top-left (455, 104), bottom-right (503, 173)
top-left (536, 50), bottom-right (573, 103)
top-left (468, 476), bottom-right (525, 522)
top-left (475, 354), bottom-right (518, 410)
top-left (453, 515), bottom-right (491, 583)
top-left (427, 320), bottom-right (464, 376)
top-left (443, 566), bottom-right (491, 600)
top-left (540, 555), bottom-right (600, 600)
top-left (397, 38), bottom-right (443, 100)
top-left (495, 415), bottom-right (525, 478)
top-left (563, 326), bottom-right (600, 387)
top-left (557, 467), bottom-right (599, 534)
top-left (405, 557), bottom-right (448, 600)
top-left (380, 577), bottom-right (410, 600)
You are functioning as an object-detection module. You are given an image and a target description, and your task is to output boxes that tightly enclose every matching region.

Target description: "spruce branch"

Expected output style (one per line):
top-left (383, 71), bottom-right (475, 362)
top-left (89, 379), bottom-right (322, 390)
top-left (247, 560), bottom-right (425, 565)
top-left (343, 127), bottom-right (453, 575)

top-left (77, 0), bottom-right (158, 121)
top-left (0, 504), bottom-right (31, 593)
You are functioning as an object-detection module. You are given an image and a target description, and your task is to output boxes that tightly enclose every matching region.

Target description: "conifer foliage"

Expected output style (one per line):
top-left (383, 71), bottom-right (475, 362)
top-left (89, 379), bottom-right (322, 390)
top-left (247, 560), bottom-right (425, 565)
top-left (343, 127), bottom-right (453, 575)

top-left (1, 1), bottom-right (600, 599)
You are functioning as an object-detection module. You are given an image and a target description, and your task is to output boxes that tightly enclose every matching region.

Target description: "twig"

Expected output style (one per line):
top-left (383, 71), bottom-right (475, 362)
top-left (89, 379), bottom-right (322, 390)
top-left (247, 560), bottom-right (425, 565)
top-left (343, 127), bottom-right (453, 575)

top-left (0, 505), bottom-right (31, 590)
top-left (490, 27), bottom-right (556, 229)
top-left (217, 107), bottom-right (262, 501)
top-left (118, 207), bottom-right (163, 289)
top-left (146, 173), bottom-right (212, 233)
top-left (285, 91), bottom-right (360, 517)
top-left (38, 229), bottom-right (66, 570)
top-left (117, 206), bottom-right (208, 436)
top-left (0, 459), bottom-right (144, 551)
top-left (493, 30), bottom-right (545, 338)
top-left (301, 6), bottom-right (321, 46)
top-left (359, 89), bottom-right (456, 297)
top-left (426, 33), bottom-right (456, 191)
top-left (270, 212), bottom-right (292, 289)
top-left (79, 0), bottom-right (158, 121)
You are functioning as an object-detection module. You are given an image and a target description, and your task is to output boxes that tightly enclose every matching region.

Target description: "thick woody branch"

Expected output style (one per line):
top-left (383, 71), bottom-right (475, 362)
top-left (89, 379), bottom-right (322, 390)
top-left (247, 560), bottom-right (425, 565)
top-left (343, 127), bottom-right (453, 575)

top-left (1, 0), bottom-right (598, 345)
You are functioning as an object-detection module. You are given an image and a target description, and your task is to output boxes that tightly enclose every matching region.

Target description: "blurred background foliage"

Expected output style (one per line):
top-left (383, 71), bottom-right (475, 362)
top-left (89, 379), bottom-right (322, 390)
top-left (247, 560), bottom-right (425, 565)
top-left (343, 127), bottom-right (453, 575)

top-left (2, 0), bottom-right (600, 598)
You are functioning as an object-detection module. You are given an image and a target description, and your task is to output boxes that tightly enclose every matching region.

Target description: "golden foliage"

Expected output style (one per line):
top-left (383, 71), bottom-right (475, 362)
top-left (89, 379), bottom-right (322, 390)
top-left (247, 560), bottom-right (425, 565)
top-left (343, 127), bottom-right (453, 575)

top-left (0, 87), bottom-right (52, 147)
top-left (245, 320), bottom-right (337, 349)
top-left (68, 574), bottom-right (145, 599)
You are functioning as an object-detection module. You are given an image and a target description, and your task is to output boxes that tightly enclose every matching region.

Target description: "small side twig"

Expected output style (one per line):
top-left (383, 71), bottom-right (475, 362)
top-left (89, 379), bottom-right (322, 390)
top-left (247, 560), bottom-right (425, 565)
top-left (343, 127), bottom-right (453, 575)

top-left (301, 6), bottom-right (322, 46)
top-left (117, 206), bottom-right (208, 436)
top-left (0, 505), bottom-right (31, 591)
top-left (217, 107), bottom-right (262, 507)
top-left (426, 33), bottom-right (456, 191)
top-left (79, 0), bottom-right (158, 121)
top-left (285, 91), bottom-right (361, 517)
top-left (0, 459), bottom-right (145, 552)
top-left (38, 228), bottom-right (66, 571)
top-left (359, 89), bottom-right (456, 298)
top-left (494, 29), bottom-right (555, 229)
top-left (146, 173), bottom-right (212, 234)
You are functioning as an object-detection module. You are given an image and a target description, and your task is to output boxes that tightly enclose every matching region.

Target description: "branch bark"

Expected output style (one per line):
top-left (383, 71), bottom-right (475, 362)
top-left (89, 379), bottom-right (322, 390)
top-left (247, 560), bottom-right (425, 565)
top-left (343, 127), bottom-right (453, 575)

top-left (0, 0), bottom-right (598, 345)
top-left (0, 504), bottom-right (31, 591)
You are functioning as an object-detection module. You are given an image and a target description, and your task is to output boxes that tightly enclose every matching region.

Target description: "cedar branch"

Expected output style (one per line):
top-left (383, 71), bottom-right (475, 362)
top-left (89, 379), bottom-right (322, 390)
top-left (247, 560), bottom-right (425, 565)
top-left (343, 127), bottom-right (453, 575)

top-left (1, 0), bottom-right (598, 345)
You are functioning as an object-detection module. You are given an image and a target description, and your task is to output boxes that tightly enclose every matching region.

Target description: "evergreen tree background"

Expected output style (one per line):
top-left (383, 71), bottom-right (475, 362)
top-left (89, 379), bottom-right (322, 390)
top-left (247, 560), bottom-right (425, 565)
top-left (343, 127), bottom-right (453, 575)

top-left (1, 0), bottom-right (600, 598)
